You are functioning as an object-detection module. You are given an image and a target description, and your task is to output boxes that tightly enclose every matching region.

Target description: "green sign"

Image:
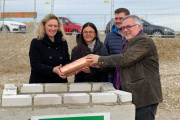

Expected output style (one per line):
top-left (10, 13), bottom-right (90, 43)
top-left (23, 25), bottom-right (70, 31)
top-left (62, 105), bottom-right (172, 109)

top-left (39, 116), bottom-right (104, 120)
top-left (31, 113), bottom-right (110, 120)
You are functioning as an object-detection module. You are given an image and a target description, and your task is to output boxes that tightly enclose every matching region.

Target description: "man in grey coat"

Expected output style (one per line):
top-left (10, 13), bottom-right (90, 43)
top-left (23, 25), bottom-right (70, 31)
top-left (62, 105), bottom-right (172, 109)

top-left (86, 15), bottom-right (163, 120)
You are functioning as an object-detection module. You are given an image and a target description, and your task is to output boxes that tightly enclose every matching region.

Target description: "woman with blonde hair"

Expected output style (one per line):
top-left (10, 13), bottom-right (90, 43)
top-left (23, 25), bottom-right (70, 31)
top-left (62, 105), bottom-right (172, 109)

top-left (29, 14), bottom-right (70, 83)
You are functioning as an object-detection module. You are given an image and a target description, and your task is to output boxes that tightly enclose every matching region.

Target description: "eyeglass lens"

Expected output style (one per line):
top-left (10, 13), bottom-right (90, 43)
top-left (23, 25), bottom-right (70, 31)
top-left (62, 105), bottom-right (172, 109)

top-left (83, 31), bottom-right (94, 34)
top-left (121, 24), bottom-right (137, 31)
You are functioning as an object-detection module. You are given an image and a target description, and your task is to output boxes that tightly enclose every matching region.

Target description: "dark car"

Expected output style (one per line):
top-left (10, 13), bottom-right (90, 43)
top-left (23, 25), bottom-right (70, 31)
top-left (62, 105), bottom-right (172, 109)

top-left (105, 18), bottom-right (114, 34)
top-left (59, 17), bottom-right (82, 35)
top-left (105, 19), bottom-right (175, 38)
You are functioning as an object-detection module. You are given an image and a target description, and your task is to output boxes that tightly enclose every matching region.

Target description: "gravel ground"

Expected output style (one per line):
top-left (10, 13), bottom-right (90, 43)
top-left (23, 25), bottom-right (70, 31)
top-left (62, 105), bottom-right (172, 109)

top-left (0, 32), bottom-right (179, 120)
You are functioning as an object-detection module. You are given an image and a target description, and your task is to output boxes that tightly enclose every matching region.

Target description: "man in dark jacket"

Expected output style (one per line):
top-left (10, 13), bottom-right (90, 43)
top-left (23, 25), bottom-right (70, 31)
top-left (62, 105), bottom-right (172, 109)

top-left (104, 8), bottom-right (130, 83)
top-left (87, 15), bottom-right (163, 120)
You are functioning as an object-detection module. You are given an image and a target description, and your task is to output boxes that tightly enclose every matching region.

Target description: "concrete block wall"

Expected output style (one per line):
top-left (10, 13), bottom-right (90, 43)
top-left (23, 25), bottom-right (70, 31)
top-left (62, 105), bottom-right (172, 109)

top-left (20, 84), bottom-right (43, 93)
top-left (64, 93), bottom-right (90, 104)
top-left (0, 82), bottom-right (135, 120)
top-left (34, 94), bottom-right (62, 105)
top-left (2, 95), bottom-right (32, 106)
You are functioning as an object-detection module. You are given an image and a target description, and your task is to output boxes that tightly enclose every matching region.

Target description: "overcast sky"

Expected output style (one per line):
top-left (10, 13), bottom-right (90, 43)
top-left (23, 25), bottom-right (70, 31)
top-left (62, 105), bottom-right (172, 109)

top-left (1, 0), bottom-right (180, 31)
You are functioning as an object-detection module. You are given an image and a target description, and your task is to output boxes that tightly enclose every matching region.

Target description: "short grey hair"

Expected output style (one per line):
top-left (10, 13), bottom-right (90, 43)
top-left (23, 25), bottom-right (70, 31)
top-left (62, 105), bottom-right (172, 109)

top-left (122, 15), bottom-right (143, 30)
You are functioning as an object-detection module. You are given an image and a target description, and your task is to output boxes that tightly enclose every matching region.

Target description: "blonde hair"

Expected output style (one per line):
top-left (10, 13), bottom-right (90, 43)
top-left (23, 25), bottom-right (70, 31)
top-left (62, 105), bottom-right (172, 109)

top-left (36, 14), bottom-right (66, 40)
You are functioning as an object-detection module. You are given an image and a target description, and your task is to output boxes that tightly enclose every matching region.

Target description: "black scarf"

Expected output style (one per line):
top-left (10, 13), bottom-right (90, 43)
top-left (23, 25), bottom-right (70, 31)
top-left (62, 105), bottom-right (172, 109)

top-left (42, 31), bottom-right (63, 48)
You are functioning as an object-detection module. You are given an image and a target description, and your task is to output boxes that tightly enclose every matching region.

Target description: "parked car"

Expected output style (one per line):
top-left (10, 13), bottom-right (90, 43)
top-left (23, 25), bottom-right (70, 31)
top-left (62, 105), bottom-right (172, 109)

top-left (59, 17), bottom-right (82, 35)
top-left (0, 18), bottom-right (27, 33)
top-left (105, 18), bottom-right (114, 34)
top-left (105, 18), bottom-right (175, 38)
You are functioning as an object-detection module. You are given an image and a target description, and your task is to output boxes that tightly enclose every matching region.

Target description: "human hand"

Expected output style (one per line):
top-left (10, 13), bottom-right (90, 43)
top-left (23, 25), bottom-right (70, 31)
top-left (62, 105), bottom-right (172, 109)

top-left (86, 54), bottom-right (100, 68)
top-left (53, 64), bottom-right (67, 79)
top-left (74, 70), bottom-right (81, 75)
top-left (53, 66), bottom-right (61, 75)
top-left (59, 64), bottom-right (68, 79)
top-left (81, 66), bottom-right (91, 73)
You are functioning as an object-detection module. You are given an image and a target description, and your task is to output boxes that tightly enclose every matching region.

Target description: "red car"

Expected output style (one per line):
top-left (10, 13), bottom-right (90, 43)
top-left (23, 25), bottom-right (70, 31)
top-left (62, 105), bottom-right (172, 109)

top-left (59, 17), bottom-right (82, 35)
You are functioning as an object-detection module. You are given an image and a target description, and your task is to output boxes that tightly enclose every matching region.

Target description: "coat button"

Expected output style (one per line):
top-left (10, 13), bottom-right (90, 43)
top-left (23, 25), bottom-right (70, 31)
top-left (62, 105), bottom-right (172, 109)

top-left (59, 56), bottom-right (62, 59)
top-left (49, 56), bottom-right (52, 59)
top-left (48, 46), bottom-right (51, 49)
top-left (56, 47), bottom-right (58, 49)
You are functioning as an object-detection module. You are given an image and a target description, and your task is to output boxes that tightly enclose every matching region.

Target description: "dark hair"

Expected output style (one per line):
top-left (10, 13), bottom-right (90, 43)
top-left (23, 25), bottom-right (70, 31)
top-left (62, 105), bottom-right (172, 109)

top-left (115, 8), bottom-right (130, 16)
top-left (76, 22), bottom-right (98, 59)
top-left (76, 34), bottom-right (80, 43)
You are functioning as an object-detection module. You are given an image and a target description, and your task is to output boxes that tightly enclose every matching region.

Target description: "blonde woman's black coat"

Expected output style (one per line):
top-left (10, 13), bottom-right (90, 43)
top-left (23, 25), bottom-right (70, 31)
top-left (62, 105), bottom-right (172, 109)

top-left (29, 32), bottom-right (70, 83)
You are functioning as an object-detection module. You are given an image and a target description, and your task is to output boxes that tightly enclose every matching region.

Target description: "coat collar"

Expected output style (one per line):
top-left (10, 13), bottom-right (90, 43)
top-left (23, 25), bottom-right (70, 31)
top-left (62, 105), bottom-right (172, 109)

top-left (91, 37), bottom-right (103, 53)
top-left (42, 31), bottom-right (63, 47)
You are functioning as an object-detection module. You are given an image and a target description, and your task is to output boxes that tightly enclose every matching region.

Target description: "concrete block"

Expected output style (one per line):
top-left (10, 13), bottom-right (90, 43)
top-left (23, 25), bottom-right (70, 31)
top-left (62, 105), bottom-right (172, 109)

top-left (69, 83), bottom-right (91, 92)
top-left (2, 95), bottom-right (32, 106)
top-left (92, 82), bottom-right (111, 91)
top-left (112, 90), bottom-right (132, 102)
top-left (90, 92), bottom-right (117, 103)
top-left (4, 84), bottom-right (17, 89)
top-left (3, 89), bottom-right (17, 96)
top-left (64, 93), bottom-right (90, 104)
top-left (34, 94), bottom-right (62, 105)
top-left (20, 84), bottom-right (43, 93)
top-left (100, 83), bottom-right (115, 92)
top-left (45, 83), bottom-right (68, 92)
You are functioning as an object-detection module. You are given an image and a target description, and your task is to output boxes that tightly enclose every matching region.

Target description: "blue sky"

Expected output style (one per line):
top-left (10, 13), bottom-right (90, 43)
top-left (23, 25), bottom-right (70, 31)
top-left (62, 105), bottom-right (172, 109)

top-left (1, 0), bottom-right (180, 31)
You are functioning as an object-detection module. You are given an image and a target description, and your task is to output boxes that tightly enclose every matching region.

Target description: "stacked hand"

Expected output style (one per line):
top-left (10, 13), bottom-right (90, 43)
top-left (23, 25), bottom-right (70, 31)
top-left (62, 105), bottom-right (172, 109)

top-left (53, 54), bottom-right (100, 78)
top-left (86, 54), bottom-right (100, 68)
top-left (81, 66), bottom-right (91, 73)
top-left (53, 64), bottom-right (67, 79)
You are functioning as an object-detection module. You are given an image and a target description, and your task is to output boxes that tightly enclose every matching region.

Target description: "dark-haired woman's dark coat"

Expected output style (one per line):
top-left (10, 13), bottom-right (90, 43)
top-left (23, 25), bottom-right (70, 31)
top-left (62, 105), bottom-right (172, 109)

top-left (29, 32), bottom-right (70, 83)
top-left (71, 38), bottom-right (108, 82)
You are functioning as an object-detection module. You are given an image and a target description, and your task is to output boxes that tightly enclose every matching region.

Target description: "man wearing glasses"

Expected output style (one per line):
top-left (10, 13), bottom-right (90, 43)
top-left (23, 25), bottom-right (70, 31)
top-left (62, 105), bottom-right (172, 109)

top-left (104, 8), bottom-right (130, 83)
top-left (86, 15), bottom-right (163, 120)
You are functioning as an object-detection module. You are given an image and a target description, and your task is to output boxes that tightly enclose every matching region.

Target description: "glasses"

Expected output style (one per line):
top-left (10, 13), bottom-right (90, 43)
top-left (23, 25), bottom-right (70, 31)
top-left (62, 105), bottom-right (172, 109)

top-left (83, 31), bottom-right (95, 35)
top-left (115, 17), bottom-right (124, 21)
top-left (120, 24), bottom-right (137, 31)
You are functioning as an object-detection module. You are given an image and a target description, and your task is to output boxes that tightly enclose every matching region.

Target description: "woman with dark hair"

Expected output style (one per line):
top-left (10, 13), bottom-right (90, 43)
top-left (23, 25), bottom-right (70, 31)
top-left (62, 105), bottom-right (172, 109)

top-left (71, 22), bottom-right (108, 82)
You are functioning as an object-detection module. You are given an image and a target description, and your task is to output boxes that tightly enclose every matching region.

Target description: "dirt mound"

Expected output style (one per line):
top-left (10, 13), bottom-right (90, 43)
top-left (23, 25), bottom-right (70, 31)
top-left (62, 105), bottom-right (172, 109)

top-left (0, 33), bottom-right (35, 74)
top-left (0, 34), bottom-right (179, 73)
top-left (23, 22), bottom-right (40, 33)
top-left (153, 38), bottom-right (180, 62)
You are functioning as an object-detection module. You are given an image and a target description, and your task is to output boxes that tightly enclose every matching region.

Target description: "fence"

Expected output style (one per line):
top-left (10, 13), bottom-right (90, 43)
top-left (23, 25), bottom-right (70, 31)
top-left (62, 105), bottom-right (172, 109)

top-left (0, 0), bottom-right (180, 37)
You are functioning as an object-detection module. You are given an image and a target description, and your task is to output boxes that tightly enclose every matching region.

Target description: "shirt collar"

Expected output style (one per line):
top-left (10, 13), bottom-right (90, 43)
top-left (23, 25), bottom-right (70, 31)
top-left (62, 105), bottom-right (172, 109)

top-left (88, 39), bottom-right (96, 52)
top-left (137, 30), bottom-right (143, 36)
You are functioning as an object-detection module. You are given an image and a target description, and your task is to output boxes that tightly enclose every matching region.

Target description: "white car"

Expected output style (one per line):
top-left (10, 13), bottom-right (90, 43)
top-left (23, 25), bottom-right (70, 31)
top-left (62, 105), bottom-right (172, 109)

top-left (0, 18), bottom-right (27, 33)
